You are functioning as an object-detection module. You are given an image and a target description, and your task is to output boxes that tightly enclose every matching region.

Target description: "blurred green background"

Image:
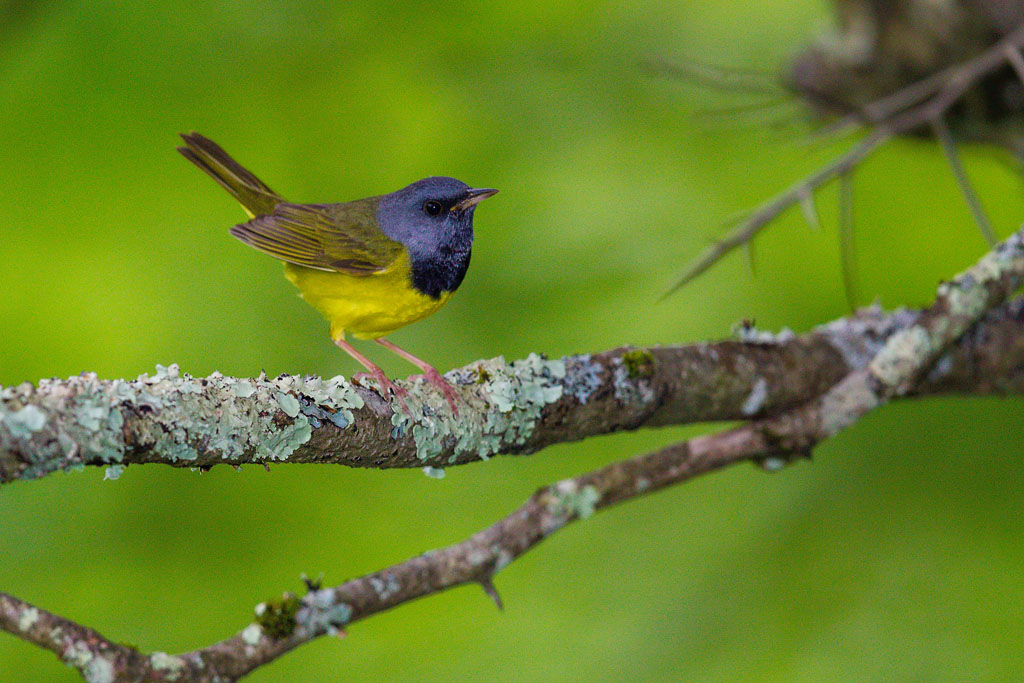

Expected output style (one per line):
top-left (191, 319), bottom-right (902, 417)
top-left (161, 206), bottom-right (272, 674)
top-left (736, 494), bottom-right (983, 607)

top-left (2, 1), bottom-right (1023, 681)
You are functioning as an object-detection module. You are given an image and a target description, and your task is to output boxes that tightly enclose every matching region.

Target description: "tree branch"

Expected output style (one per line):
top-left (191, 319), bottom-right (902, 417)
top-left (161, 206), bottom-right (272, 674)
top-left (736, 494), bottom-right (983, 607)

top-left (3, 295), bottom-right (1024, 484)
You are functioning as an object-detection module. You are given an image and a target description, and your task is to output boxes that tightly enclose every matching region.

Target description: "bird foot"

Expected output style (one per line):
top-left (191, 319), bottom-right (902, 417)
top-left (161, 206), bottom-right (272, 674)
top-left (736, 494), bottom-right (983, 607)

top-left (352, 371), bottom-right (411, 414)
top-left (410, 368), bottom-right (461, 415)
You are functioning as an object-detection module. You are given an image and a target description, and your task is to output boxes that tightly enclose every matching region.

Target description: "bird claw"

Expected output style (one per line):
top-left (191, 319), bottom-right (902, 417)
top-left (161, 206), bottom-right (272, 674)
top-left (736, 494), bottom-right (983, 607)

top-left (352, 371), bottom-right (411, 414)
top-left (410, 369), bottom-right (461, 415)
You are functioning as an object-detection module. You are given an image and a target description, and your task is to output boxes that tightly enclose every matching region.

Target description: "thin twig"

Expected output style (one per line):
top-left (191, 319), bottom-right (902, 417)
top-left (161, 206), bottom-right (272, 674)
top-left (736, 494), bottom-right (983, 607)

top-left (798, 113), bottom-right (863, 146)
top-left (645, 56), bottom-right (784, 94)
top-left (865, 24), bottom-right (1024, 124)
top-left (690, 96), bottom-right (797, 119)
top-left (838, 168), bottom-right (858, 308)
top-left (932, 116), bottom-right (998, 245)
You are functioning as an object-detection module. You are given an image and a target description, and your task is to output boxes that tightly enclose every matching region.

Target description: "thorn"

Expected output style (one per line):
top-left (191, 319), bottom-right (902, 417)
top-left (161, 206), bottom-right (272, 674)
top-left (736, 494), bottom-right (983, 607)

top-left (838, 169), bottom-right (858, 311)
top-left (263, 463), bottom-right (271, 473)
top-left (1004, 44), bottom-right (1024, 86)
top-left (232, 465), bottom-right (242, 472)
top-left (690, 97), bottom-right (798, 126)
top-left (932, 116), bottom-right (998, 246)
top-left (744, 239), bottom-right (757, 277)
top-left (798, 189), bottom-right (820, 232)
top-left (479, 577), bottom-right (504, 611)
top-left (691, 96), bottom-right (792, 117)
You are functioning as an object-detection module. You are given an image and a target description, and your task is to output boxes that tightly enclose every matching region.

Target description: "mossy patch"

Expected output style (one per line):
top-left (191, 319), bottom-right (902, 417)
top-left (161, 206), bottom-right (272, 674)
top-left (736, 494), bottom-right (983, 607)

top-left (620, 349), bottom-right (655, 379)
top-left (254, 592), bottom-right (301, 639)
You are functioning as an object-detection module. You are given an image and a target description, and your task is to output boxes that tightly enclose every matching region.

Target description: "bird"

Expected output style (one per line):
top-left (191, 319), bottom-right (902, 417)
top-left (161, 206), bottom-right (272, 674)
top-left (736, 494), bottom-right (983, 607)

top-left (177, 132), bottom-right (497, 413)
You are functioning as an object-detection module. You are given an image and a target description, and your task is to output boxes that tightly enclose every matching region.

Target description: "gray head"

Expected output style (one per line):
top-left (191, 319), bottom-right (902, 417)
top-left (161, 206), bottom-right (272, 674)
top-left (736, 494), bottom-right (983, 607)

top-left (377, 176), bottom-right (497, 299)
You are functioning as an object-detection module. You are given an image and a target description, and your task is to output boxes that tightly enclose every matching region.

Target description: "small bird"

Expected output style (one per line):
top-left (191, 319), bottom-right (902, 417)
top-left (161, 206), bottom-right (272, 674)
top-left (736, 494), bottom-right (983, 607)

top-left (178, 132), bottom-right (496, 412)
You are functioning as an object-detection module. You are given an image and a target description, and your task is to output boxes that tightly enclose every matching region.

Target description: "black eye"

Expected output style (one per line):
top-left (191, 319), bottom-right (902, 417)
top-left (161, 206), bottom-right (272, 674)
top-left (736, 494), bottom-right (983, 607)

top-left (423, 200), bottom-right (443, 216)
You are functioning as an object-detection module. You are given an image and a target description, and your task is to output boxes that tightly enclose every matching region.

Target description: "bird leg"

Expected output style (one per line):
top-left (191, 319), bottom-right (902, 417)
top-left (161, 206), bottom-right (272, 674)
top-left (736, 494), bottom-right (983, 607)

top-left (334, 338), bottom-right (410, 413)
top-left (375, 338), bottom-right (460, 414)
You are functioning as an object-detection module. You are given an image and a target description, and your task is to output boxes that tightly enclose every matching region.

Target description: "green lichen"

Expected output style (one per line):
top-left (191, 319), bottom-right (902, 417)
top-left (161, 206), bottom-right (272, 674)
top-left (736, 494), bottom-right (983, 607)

top-left (275, 391), bottom-right (300, 418)
top-left (368, 573), bottom-right (401, 601)
top-left (62, 641), bottom-right (114, 683)
top-left (759, 457), bottom-right (789, 472)
top-left (153, 437), bottom-right (198, 463)
top-left (4, 348), bottom-right (603, 476)
top-left (240, 623), bottom-right (262, 645)
top-left (18, 607), bottom-right (39, 631)
top-left (550, 481), bottom-right (601, 520)
top-left (3, 404), bottom-right (47, 438)
top-left (254, 592), bottom-right (301, 639)
top-left (103, 465), bottom-right (125, 481)
top-left (84, 657), bottom-right (115, 683)
top-left (562, 354), bottom-right (603, 404)
top-left (390, 353), bottom-right (567, 464)
top-left (493, 548), bottom-right (513, 572)
top-left (868, 325), bottom-right (933, 388)
top-left (255, 415), bottom-right (312, 461)
top-left (741, 377), bottom-right (768, 416)
top-left (819, 375), bottom-right (880, 435)
top-left (134, 369), bottom-right (337, 462)
top-left (298, 588), bottom-right (353, 634)
top-left (620, 349), bottom-right (655, 379)
top-left (149, 652), bottom-right (186, 681)
top-left (732, 320), bottom-right (796, 344)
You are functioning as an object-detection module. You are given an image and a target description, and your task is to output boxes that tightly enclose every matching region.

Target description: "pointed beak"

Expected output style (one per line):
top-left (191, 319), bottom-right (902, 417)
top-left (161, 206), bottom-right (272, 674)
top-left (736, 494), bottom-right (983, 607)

top-left (453, 187), bottom-right (498, 212)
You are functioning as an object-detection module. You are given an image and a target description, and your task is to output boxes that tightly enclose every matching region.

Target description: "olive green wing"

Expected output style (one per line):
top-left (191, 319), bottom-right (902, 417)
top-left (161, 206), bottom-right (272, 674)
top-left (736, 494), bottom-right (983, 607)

top-left (230, 199), bottom-right (404, 274)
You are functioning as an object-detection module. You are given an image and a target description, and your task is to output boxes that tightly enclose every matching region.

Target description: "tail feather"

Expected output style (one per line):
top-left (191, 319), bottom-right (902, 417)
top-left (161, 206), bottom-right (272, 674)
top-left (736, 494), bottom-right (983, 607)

top-left (178, 132), bottom-right (282, 217)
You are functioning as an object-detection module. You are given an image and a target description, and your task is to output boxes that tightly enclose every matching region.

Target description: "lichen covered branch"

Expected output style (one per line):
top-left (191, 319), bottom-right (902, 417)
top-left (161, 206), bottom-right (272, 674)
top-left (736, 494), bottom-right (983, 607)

top-left (0, 593), bottom-right (149, 682)
top-left (734, 224), bottom-right (1024, 460)
top-left (3, 296), bottom-right (1024, 484)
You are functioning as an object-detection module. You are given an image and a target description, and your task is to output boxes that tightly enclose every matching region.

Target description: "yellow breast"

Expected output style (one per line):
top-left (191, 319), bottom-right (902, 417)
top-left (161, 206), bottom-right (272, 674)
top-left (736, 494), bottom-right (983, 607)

top-left (283, 252), bottom-right (452, 341)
